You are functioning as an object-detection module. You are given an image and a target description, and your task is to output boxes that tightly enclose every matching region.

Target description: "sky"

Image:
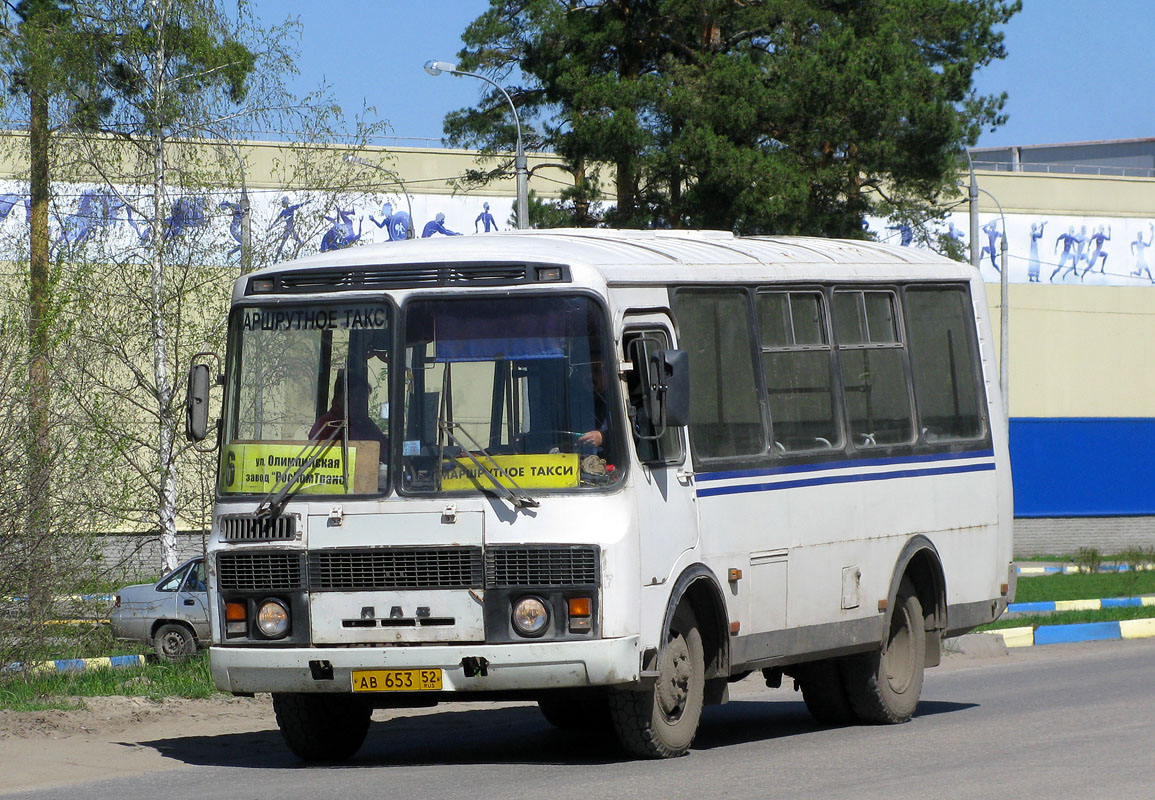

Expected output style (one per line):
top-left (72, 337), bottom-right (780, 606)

top-left (261, 0), bottom-right (1154, 150)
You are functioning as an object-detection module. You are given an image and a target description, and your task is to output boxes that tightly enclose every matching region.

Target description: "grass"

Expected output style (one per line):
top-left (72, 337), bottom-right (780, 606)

top-left (1013, 571), bottom-right (1155, 603)
top-left (979, 604), bottom-right (1155, 632)
top-left (0, 652), bottom-right (220, 711)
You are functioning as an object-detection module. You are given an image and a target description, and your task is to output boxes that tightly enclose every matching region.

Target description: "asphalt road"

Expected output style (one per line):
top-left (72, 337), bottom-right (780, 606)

top-left (12, 638), bottom-right (1155, 800)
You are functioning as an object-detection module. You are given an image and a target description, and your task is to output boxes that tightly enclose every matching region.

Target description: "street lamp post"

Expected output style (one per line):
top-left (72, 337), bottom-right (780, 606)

top-left (343, 154), bottom-right (415, 239)
top-left (966, 150), bottom-right (1010, 426)
top-left (425, 59), bottom-right (528, 230)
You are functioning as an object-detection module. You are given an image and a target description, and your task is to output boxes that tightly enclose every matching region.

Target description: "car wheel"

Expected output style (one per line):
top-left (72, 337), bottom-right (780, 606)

top-left (153, 622), bottom-right (196, 661)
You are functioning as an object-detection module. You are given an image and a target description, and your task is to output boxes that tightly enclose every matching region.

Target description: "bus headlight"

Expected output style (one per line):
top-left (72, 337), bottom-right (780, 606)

top-left (511, 596), bottom-right (549, 637)
top-left (256, 598), bottom-right (290, 638)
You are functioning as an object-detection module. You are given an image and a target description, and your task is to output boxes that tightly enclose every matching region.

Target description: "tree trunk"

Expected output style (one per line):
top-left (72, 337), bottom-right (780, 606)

top-left (149, 0), bottom-right (179, 572)
top-left (26, 86), bottom-right (53, 611)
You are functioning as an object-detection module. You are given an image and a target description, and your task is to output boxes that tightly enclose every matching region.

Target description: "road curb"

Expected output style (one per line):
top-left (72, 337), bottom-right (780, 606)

top-left (982, 618), bottom-right (1155, 648)
top-left (1017, 564), bottom-right (1154, 576)
top-left (3, 655), bottom-right (146, 674)
top-left (1007, 595), bottom-right (1155, 615)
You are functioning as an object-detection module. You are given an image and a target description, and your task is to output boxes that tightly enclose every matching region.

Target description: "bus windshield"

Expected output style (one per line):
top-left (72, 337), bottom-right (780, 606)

top-left (401, 295), bottom-right (622, 495)
top-left (220, 303), bottom-right (391, 497)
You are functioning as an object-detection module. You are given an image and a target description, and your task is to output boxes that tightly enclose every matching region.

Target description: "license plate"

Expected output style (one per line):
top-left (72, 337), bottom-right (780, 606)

top-left (351, 668), bottom-right (443, 692)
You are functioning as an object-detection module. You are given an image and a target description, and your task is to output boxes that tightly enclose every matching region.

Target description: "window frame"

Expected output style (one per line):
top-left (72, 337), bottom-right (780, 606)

top-left (670, 286), bottom-right (770, 470)
top-left (754, 287), bottom-right (845, 456)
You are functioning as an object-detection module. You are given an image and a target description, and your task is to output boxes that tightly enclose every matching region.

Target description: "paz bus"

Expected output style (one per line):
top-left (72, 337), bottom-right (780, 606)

top-left (186, 229), bottom-right (1013, 760)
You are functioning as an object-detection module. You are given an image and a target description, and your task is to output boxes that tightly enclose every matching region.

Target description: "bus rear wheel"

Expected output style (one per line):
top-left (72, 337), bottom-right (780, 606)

top-left (795, 659), bottom-right (856, 725)
top-left (843, 579), bottom-right (926, 724)
top-left (272, 692), bottom-right (372, 762)
top-left (609, 605), bottom-right (704, 759)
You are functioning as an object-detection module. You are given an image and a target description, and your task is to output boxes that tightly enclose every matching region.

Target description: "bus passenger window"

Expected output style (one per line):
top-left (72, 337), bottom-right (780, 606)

top-left (833, 290), bottom-right (914, 447)
top-left (756, 291), bottom-right (842, 453)
top-left (905, 287), bottom-right (985, 441)
top-left (672, 290), bottom-right (765, 461)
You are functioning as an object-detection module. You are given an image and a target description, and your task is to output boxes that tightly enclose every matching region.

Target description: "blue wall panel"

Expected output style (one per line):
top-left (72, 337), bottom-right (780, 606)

top-left (1009, 418), bottom-right (1155, 518)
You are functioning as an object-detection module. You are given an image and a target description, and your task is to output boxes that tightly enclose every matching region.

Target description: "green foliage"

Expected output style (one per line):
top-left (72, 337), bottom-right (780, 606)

top-left (1074, 546), bottom-right (1102, 574)
top-left (1014, 571), bottom-right (1155, 604)
top-left (447, 0), bottom-right (1020, 233)
top-left (0, 652), bottom-right (219, 710)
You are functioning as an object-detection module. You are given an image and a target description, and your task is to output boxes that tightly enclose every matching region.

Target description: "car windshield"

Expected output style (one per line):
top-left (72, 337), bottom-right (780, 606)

top-left (401, 295), bottom-right (622, 495)
top-left (220, 303), bottom-right (391, 496)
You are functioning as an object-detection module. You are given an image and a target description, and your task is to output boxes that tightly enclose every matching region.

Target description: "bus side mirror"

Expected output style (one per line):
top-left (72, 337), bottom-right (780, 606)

top-left (185, 363), bottom-right (211, 442)
top-left (648, 349), bottom-right (690, 429)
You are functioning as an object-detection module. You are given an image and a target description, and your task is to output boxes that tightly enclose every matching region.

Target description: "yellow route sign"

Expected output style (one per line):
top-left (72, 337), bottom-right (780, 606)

top-left (441, 453), bottom-right (580, 491)
top-left (221, 442), bottom-right (358, 494)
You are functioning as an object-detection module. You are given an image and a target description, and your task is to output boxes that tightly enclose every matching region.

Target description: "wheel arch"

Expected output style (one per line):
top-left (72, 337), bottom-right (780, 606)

top-left (661, 564), bottom-right (730, 683)
top-left (151, 618), bottom-right (197, 642)
top-left (887, 536), bottom-right (947, 666)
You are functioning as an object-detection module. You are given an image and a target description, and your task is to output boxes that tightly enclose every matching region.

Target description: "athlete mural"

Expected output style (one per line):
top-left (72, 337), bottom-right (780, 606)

top-left (870, 211), bottom-right (1155, 287)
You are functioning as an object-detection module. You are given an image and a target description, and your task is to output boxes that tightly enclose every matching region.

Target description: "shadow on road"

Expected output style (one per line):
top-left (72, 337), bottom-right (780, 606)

top-left (138, 697), bottom-right (978, 769)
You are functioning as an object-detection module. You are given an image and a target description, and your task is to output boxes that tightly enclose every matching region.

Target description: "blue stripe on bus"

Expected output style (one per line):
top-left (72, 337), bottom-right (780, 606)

top-left (696, 461), bottom-right (996, 498)
top-left (696, 449), bottom-right (995, 483)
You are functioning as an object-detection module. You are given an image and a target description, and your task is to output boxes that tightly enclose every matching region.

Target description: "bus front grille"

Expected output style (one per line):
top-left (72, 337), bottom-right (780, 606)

top-left (485, 546), bottom-right (599, 588)
top-left (308, 548), bottom-right (484, 591)
top-left (217, 552), bottom-right (305, 591)
top-left (219, 514), bottom-right (296, 542)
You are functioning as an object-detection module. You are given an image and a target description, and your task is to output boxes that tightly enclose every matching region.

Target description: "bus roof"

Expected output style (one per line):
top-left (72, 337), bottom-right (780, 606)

top-left (239, 229), bottom-right (975, 301)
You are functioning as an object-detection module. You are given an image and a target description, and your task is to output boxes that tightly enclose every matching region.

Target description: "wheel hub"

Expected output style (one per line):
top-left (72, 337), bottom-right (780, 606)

top-left (656, 634), bottom-right (691, 719)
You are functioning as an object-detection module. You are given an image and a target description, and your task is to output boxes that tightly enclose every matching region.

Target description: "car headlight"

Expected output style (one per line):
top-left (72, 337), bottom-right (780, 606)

top-left (256, 598), bottom-right (290, 638)
top-left (511, 596), bottom-right (549, 637)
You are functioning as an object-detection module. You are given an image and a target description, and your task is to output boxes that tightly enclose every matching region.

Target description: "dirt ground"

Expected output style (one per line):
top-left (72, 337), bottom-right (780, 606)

top-left (0, 694), bottom-right (278, 794)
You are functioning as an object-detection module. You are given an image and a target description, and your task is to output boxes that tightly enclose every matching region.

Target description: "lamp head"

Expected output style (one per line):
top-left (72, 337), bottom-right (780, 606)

top-left (424, 60), bottom-right (457, 76)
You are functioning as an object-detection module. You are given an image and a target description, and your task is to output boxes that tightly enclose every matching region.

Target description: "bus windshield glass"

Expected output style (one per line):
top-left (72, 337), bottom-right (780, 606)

top-left (401, 295), bottom-right (622, 495)
top-left (220, 303), bottom-right (391, 497)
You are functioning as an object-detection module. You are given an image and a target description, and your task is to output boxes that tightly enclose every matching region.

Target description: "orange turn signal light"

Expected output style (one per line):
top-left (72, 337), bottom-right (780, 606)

top-left (226, 601), bottom-right (246, 621)
top-left (567, 597), bottom-right (591, 617)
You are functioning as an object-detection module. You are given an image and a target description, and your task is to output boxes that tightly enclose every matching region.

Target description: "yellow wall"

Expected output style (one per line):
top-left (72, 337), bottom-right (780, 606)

top-left (987, 283), bottom-right (1155, 418)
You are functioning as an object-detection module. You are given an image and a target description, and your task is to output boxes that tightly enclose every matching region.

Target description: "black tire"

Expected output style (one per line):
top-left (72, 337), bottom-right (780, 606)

top-left (153, 623), bottom-right (196, 661)
top-left (272, 692), bottom-right (372, 762)
top-left (795, 659), bottom-right (856, 725)
top-left (609, 605), bottom-right (705, 759)
top-left (843, 579), bottom-right (926, 724)
top-left (538, 690), bottom-right (612, 731)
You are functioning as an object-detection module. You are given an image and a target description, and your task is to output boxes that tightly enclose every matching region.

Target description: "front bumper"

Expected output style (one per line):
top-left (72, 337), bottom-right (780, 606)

top-left (210, 636), bottom-right (641, 694)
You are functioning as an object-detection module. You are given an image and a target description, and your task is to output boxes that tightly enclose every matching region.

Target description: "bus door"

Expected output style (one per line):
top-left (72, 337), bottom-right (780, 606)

top-left (622, 315), bottom-right (698, 587)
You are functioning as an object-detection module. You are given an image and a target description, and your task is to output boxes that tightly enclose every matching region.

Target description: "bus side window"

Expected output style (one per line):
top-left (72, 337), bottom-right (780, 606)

top-left (623, 330), bottom-right (684, 465)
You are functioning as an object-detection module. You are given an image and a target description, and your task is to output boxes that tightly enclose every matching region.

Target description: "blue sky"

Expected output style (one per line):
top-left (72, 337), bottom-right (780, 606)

top-left (262, 0), bottom-right (1153, 149)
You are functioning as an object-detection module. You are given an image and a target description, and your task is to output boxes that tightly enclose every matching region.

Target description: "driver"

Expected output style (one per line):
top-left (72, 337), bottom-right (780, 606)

top-left (577, 360), bottom-right (609, 450)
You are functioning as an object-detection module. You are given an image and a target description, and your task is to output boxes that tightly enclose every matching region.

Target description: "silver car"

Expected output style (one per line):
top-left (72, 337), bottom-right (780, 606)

top-left (110, 557), bottom-right (210, 660)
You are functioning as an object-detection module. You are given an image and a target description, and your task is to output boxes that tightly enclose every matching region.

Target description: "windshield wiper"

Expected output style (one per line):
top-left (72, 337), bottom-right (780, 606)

top-left (255, 421), bottom-right (347, 519)
top-left (438, 420), bottom-right (539, 509)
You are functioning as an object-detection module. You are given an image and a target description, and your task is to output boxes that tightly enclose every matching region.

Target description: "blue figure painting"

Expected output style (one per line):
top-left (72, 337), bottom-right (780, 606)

top-left (421, 212), bottom-right (461, 238)
top-left (60, 189), bottom-right (126, 244)
top-left (369, 202), bottom-right (411, 241)
top-left (475, 202), bottom-right (498, 233)
top-left (269, 195), bottom-right (308, 260)
top-left (320, 205), bottom-right (363, 252)
top-left (947, 221), bottom-right (965, 243)
top-left (164, 196), bottom-right (209, 239)
top-left (1131, 223), bottom-right (1154, 282)
top-left (887, 222), bottom-right (913, 246)
top-left (0, 193), bottom-right (29, 225)
top-left (219, 199), bottom-right (245, 259)
top-left (979, 220), bottom-right (1001, 271)
top-left (125, 204), bottom-right (152, 245)
top-left (1051, 226), bottom-right (1079, 281)
top-left (1027, 221), bottom-right (1047, 283)
top-left (1082, 224), bottom-right (1111, 278)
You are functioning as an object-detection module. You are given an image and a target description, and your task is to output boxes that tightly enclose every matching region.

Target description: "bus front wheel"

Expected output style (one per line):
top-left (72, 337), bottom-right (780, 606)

top-left (272, 692), bottom-right (371, 762)
top-left (609, 605), bottom-right (704, 758)
top-left (843, 579), bottom-right (926, 723)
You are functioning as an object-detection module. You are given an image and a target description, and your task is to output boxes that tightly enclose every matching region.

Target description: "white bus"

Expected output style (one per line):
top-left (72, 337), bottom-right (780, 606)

top-left (187, 229), bottom-right (1013, 761)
